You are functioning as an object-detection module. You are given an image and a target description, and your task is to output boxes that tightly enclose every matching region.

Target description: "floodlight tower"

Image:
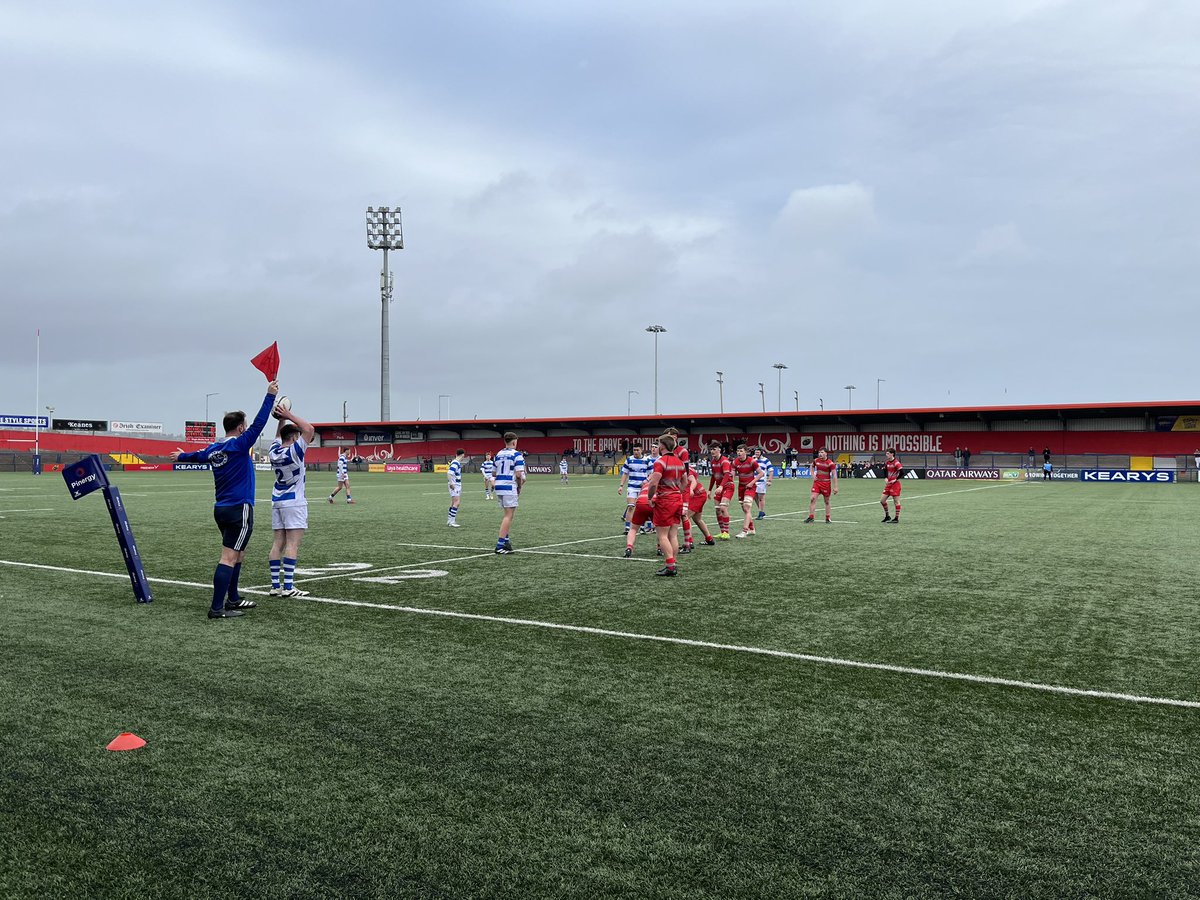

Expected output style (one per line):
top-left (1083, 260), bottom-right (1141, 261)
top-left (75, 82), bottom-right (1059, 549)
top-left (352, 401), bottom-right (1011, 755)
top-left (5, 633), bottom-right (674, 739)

top-left (773, 363), bottom-right (788, 411)
top-left (366, 207), bottom-right (404, 421)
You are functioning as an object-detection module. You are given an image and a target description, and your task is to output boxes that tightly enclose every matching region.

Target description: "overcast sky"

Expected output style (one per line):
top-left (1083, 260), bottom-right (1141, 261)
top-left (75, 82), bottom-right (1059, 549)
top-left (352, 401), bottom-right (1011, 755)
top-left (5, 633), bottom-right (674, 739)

top-left (2, 0), bottom-right (1198, 430)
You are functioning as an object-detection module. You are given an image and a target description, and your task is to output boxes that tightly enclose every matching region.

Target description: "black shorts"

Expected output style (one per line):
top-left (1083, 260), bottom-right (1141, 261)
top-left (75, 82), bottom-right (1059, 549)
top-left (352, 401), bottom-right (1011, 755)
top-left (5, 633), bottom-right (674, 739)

top-left (214, 503), bottom-right (254, 551)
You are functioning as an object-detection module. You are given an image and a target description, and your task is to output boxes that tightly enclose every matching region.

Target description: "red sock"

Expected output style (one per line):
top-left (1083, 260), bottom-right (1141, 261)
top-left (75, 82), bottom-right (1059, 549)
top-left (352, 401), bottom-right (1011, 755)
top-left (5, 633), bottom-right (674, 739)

top-left (682, 519), bottom-right (692, 541)
top-left (666, 558), bottom-right (675, 567)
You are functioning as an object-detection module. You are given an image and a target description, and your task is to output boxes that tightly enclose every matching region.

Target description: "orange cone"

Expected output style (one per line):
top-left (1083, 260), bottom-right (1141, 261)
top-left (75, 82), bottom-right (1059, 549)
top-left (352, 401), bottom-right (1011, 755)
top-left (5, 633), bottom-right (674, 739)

top-left (106, 732), bottom-right (146, 751)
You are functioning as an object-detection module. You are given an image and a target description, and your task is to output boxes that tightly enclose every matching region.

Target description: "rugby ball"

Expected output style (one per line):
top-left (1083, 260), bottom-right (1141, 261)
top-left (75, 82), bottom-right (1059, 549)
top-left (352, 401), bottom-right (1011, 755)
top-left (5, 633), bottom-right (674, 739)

top-left (272, 395), bottom-right (292, 419)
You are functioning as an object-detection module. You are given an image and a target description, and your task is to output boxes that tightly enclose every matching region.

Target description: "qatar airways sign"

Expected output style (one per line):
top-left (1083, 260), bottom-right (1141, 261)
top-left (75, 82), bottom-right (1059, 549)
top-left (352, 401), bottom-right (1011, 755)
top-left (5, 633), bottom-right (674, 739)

top-left (823, 433), bottom-right (945, 453)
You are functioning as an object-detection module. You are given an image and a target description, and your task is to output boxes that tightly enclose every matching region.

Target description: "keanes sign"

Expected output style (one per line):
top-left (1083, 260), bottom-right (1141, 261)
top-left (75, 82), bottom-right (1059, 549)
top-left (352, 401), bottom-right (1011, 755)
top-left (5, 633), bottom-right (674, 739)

top-left (52, 418), bottom-right (108, 432)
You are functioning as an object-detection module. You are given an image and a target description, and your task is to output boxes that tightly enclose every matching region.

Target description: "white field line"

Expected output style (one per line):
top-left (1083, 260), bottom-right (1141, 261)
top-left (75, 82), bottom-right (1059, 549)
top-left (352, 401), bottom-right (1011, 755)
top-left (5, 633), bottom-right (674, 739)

top-left (391, 540), bottom-right (656, 563)
top-left (0, 508), bottom-right (56, 513)
top-left (2, 556), bottom-right (1197, 710)
top-left (259, 533), bottom-right (634, 590)
top-left (765, 481), bottom-right (1022, 519)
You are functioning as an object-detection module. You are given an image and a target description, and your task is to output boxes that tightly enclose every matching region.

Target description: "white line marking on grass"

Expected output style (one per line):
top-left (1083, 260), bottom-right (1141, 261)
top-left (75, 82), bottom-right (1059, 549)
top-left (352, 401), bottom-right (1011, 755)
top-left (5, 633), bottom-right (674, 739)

top-left (395, 542), bottom-right (494, 552)
top-left (0, 508), bottom-right (55, 514)
top-left (4, 556), bottom-right (1196, 710)
top-left (516, 548), bottom-right (658, 563)
top-left (766, 482), bottom-right (1021, 519)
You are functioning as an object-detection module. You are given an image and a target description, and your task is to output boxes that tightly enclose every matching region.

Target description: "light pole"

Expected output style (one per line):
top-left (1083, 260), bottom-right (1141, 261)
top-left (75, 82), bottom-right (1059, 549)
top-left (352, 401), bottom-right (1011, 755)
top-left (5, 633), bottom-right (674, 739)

top-left (366, 206), bottom-right (404, 420)
top-left (646, 325), bottom-right (666, 414)
top-left (845, 384), bottom-right (856, 409)
top-left (876, 377), bottom-right (886, 409)
top-left (793, 390), bottom-right (799, 411)
top-left (627, 390), bottom-right (639, 416)
top-left (342, 401), bottom-right (348, 423)
top-left (773, 363), bottom-right (788, 410)
top-left (716, 371), bottom-right (724, 413)
top-left (819, 398), bottom-right (824, 411)
top-left (205, 392), bottom-right (220, 422)
top-left (758, 382), bottom-right (765, 413)
top-left (438, 394), bottom-right (451, 420)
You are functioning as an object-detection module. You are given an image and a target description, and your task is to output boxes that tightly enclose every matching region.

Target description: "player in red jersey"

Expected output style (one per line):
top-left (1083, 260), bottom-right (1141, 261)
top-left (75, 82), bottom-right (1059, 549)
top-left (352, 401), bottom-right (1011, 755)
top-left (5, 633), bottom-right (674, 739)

top-left (662, 428), bottom-right (697, 548)
top-left (804, 448), bottom-right (839, 523)
top-left (679, 464), bottom-right (715, 552)
top-left (732, 442), bottom-right (761, 538)
top-left (881, 448), bottom-right (903, 524)
top-left (707, 441), bottom-right (735, 539)
top-left (644, 433), bottom-right (685, 575)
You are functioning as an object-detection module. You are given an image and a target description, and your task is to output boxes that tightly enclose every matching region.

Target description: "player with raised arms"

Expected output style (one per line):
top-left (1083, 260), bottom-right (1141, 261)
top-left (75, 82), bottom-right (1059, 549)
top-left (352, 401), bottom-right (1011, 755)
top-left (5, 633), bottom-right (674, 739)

top-left (267, 398), bottom-right (315, 597)
top-left (169, 380), bottom-right (279, 618)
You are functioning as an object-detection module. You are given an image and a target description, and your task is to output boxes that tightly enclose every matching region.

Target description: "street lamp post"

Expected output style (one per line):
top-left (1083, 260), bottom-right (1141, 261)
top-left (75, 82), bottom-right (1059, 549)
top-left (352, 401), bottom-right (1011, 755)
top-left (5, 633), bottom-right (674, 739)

top-left (366, 206), bottom-right (404, 421)
top-left (205, 392), bottom-right (220, 422)
top-left (716, 371), bottom-right (724, 414)
top-left (627, 390), bottom-right (639, 416)
top-left (758, 382), bottom-right (765, 413)
top-left (877, 377), bottom-right (886, 409)
top-left (845, 385), bottom-right (856, 409)
top-left (772, 363), bottom-right (788, 410)
top-left (793, 390), bottom-right (799, 411)
top-left (342, 401), bottom-right (348, 423)
top-left (645, 325), bottom-right (666, 414)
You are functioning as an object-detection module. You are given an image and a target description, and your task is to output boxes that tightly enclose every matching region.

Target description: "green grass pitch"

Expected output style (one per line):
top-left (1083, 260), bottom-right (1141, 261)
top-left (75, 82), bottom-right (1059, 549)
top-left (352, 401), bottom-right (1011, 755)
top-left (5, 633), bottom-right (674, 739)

top-left (1, 470), bottom-right (1198, 898)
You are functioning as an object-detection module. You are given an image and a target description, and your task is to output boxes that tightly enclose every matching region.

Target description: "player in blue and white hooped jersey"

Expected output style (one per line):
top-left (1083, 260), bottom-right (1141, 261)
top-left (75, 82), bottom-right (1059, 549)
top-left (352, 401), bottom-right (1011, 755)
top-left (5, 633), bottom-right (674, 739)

top-left (447, 449), bottom-right (467, 527)
top-left (618, 444), bottom-right (652, 533)
top-left (754, 448), bottom-right (773, 519)
top-left (267, 404), bottom-right (316, 597)
top-left (328, 448), bottom-right (354, 504)
top-left (560, 456), bottom-right (569, 484)
top-left (481, 452), bottom-right (496, 499)
top-left (639, 449), bottom-right (659, 533)
top-left (493, 432), bottom-right (526, 554)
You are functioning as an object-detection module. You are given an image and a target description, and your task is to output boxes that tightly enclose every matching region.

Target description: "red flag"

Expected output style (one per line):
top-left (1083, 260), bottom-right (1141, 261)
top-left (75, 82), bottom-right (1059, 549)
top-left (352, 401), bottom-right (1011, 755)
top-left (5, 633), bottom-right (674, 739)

top-left (250, 342), bottom-right (279, 380)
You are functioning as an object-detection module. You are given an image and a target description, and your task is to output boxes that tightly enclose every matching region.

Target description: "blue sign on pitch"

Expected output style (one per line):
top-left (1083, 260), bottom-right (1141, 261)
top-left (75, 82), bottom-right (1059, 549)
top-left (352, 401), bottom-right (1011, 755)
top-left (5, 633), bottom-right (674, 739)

top-left (63, 455), bottom-right (153, 603)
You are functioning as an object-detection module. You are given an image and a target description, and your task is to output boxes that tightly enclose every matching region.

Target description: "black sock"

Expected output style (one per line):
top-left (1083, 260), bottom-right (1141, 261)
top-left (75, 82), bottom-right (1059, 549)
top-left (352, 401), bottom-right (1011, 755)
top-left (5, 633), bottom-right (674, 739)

top-left (213, 564), bottom-right (235, 612)
top-left (229, 562), bottom-right (242, 601)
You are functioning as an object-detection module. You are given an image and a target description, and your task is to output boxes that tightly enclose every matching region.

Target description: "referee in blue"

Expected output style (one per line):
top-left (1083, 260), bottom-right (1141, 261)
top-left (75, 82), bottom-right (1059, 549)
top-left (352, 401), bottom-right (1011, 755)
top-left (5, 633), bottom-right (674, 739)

top-left (170, 380), bottom-right (279, 619)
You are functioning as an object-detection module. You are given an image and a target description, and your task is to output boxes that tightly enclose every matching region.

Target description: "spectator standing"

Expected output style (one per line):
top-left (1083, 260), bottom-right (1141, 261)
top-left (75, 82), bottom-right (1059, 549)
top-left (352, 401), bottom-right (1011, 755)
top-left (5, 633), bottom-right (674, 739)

top-left (962, 447), bottom-right (972, 469)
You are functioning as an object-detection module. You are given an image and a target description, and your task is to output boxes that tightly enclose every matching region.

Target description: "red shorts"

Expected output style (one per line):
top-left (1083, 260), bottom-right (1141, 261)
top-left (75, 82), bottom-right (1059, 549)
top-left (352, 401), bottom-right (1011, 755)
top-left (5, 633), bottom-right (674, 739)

top-left (812, 480), bottom-right (832, 498)
top-left (651, 496), bottom-right (684, 528)
top-left (688, 489), bottom-right (707, 515)
top-left (713, 484), bottom-right (735, 505)
top-left (883, 482), bottom-right (901, 497)
top-left (630, 499), bottom-right (653, 527)
top-left (738, 484), bottom-right (756, 501)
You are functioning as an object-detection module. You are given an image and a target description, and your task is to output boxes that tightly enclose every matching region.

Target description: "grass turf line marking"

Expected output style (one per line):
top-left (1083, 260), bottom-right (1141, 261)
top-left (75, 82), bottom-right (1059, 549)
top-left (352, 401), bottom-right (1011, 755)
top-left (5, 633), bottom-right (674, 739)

top-left (3, 556), bottom-right (1198, 710)
top-left (765, 481), bottom-right (1021, 519)
top-left (0, 508), bottom-right (56, 513)
top-left (392, 541), bottom-right (657, 563)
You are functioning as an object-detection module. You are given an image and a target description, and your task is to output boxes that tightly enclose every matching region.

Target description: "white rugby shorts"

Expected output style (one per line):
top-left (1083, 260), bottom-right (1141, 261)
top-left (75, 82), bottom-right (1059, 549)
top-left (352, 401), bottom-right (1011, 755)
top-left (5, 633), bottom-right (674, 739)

top-left (448, 485), bottom-right (462, 497)
top-left (272, 502), bottom-right (309, 531)
top-left (496, 492), bottom-right (520, 509)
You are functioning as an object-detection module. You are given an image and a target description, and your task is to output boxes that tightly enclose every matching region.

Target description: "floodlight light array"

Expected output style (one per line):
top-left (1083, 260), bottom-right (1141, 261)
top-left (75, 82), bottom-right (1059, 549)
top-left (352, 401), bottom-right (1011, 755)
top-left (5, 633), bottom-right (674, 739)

top-left (366, 206), bottom-right (404, 249)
